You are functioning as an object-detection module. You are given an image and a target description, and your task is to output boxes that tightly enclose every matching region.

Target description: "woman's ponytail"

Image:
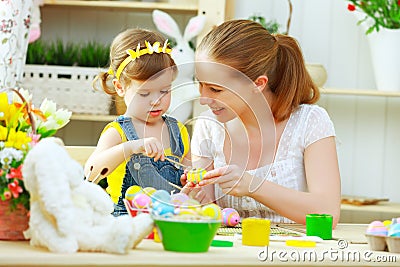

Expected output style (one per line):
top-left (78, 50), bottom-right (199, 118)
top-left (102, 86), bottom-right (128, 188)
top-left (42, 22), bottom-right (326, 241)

top-left (270, 34), bottom-right (319, 122)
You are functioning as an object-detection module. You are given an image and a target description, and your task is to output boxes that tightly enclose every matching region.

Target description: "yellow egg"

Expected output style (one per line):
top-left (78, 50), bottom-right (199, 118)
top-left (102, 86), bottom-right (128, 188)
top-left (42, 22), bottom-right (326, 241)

top-left (181, 199), bottom-right (201, 210)
top-left (187, 168), bottom-right (207, 184)
top-left (143, 187), bottom-right (157, 196)
top-left (125, 185), bottom-right (142, 200)
top-left (383, 220), bottom-right (392, 228)
top-left (175, 208), bottom-right (199, 216)
top-left (201, 203), bottom-right (222, 220)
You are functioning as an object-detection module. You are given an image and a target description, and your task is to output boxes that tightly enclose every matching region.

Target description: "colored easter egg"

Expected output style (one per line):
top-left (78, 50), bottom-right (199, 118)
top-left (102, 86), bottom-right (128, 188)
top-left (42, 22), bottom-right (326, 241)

top-left (132, 193), bottom-right (152, 209)
top-left (388, 223), bottom-right (400, 237)
top-left (170, 193), bottom-right (190, 207)
top-left (366, 221), bottom-right (388, 236)
top-left (142, 187), bottom-right (157, 196)
top-left (175, 208), bottom-right (199, 216)
top-left (383, 220), bottom-right (392, 228)
top-left (201, 203), bottom-right (222, 220)
top-left (152, 201), bottom-right (175, 216)
top-left (222, 208), bottom-right (240, 227)
top-left (151, 190), bottom-right (171, 204)
top-left (392, 217), bottom-right (400, 224)
top-left (181, 199), bottom-right (201, 209)
top-left (125, 185), bottom-right (142, 200)
top-left (187, 168), bottom-right (207, 184)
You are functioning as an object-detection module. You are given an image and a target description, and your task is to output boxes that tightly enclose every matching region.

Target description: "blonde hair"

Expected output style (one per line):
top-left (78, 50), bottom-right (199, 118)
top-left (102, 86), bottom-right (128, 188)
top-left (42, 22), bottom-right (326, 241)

top-left (197, 20), bottom-right (319, 122)
top-left (93, 28), bottom-right (177, 95)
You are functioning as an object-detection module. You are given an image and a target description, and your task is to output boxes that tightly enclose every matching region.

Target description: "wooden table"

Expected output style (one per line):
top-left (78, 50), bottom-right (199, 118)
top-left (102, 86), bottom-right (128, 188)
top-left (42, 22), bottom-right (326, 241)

top-left (1, 224), bottom-right (399, 267)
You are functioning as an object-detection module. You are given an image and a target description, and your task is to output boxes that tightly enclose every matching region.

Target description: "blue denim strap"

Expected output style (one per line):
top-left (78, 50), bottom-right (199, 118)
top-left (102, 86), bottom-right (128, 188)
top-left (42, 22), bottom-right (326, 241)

top-left (115, 115), bottom-right (139, 140)
top-left (163, 115), bottom-right (184, 157)
top-left (116, 115), bottom-right (184, 157)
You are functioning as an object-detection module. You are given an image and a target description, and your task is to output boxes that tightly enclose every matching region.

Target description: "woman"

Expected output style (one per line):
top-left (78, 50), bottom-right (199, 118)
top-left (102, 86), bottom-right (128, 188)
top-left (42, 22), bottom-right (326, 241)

top-left (183, 20), bottom-right (341, 226)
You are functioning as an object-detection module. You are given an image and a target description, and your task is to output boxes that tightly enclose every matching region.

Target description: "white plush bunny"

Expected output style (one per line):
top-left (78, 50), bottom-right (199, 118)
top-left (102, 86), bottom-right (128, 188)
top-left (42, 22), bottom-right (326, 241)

top-left (152, 9), bottom-right (205, 123)
top-left (22, 138), bottom-right (154, 254)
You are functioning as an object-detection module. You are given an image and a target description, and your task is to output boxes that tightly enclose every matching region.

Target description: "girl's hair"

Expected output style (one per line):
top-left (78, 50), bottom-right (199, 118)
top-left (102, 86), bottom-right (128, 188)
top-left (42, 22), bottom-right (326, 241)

top-left (197, 20), bottom-right (319, 122)
top-left (93, 28), bottom-right (177, 95)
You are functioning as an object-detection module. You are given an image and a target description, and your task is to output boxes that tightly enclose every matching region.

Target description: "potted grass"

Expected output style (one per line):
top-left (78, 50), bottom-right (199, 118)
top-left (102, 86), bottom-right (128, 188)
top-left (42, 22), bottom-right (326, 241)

top-left (23, 40), bottom-right (111, 115)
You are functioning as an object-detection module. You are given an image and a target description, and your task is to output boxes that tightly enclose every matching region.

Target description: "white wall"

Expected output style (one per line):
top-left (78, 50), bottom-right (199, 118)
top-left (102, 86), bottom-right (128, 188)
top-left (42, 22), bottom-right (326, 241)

top-left (234, 0), bottom-right (375, 90)
top-left (39, 0), bottom-right (400, 203)
top-left (234, 0), bottom-right (400, 203)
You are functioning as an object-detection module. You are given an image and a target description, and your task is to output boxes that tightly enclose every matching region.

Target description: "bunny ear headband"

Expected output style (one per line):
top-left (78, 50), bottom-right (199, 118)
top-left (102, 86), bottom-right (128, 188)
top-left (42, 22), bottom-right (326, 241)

top-left (108, 40), bottom-right (172, 80)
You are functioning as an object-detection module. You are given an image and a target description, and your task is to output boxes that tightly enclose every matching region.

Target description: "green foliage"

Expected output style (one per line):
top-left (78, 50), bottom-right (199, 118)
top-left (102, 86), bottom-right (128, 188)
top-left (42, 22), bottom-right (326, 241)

top-left (78, 41), bottom-right (110, 67)
top-left (248, 15), bottom-right (281, 34)
top-left (347, 0), bottom-right (400, 34)
top-left (26, 40), bottom-right (110, 67)
top-left (26, 40), bottom-right (46, 64)
top-left (45, 40), bottom-right (79, 66)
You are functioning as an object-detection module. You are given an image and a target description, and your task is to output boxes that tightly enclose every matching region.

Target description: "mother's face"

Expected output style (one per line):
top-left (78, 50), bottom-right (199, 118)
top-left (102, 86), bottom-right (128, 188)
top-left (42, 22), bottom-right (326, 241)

top-left (194, 55), bottom-right (258, 123)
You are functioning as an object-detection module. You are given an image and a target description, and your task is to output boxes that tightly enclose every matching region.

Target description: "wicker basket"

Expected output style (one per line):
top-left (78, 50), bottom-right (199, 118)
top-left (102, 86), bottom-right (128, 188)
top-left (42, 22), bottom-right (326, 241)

top-left (22, 64), bottom-right (111, 115)
top-left (0, 200), bottom-right (29, 240)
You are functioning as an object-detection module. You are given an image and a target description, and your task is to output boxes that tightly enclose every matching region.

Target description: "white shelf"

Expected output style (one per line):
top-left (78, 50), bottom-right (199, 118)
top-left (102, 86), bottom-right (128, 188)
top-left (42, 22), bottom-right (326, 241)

top-left (43, 0), bottom-right (198, 13)
top-left (321, 88), bottom-right (400, 97)
top-left (71, 114), bottom-right (116, 122)
top-left (70, 88), bottom-right (400, 122)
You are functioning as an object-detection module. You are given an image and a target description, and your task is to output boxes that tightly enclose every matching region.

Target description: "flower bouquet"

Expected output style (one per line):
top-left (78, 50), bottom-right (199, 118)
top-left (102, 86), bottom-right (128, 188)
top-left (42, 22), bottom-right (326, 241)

top-left (0, 88), bottom-right (71, 240)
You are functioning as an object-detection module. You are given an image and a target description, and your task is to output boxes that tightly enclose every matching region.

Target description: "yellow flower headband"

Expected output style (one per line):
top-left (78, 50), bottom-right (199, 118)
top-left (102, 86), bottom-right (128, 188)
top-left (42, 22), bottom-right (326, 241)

top-left (108, 40), bottom-right (172, 80)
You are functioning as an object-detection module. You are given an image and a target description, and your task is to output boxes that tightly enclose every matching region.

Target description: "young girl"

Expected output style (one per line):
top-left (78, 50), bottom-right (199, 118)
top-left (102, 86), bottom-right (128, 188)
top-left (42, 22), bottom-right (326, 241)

top-left (85, 29), bottom-right (190, 216)
top-left (183, 20), bottom-right (341, 226)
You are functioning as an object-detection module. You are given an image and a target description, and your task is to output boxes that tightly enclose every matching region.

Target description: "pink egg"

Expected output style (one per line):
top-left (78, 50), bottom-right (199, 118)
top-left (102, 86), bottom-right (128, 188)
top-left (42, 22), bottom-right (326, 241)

top-left (132, 193), bottom-right (152, 209)
top-left (366, 221), bottom-right (388, 236)
top-left (222, 208), bottom-right (240, 227)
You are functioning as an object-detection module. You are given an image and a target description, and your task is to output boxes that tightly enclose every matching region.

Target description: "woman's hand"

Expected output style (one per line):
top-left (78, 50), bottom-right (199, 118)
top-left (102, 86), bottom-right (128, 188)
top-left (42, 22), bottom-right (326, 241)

top-left (180, 182), bottom-right (214, 205)
top-left (198, 165), bottom-right (260, 197)
top-left (130, 137), bottom-right (165, 161)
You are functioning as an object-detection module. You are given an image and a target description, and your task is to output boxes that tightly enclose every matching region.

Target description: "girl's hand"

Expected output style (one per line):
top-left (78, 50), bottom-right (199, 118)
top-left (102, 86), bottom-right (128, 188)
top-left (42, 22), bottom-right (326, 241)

top-left (180, 169), bottom-right (188, 186)
top-left (131, 137), bottom-right (165, 161)
top-left (198, 165), bottom-right (260, 197)
top-left (181, 183), bottom-right (214, 205)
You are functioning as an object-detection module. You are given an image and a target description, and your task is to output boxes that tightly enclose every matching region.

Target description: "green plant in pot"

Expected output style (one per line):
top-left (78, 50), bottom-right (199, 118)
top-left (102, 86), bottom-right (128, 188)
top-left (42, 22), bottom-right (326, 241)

top-left (249, 0), bottom-right (293, 34)
top-left (248, 15), bottom-right (281, 34)
top-left (346, 0), bottom-right (400, 34)
top-left (26, 40), bottom-right (109, 67)
top-left (77, 41), bottom-right (110, 68)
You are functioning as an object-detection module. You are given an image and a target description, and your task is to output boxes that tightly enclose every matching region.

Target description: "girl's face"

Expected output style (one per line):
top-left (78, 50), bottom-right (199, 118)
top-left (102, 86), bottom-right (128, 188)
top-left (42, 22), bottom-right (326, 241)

top-left (123, 70), bottom-right (173, 124)
top-left (195, 54), bottom-right (257, 123)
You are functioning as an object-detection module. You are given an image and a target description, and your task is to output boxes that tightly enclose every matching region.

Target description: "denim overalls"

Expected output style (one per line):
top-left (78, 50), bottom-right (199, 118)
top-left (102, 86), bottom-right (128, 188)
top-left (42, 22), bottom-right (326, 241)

top-left (112, 115), bottom-right (184, 216)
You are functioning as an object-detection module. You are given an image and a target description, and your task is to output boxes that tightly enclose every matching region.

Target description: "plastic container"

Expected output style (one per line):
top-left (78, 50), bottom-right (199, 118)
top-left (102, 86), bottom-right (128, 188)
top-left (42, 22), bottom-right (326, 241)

top-left (154, 217), bottom-right (221, 252)
top-left (306, 214), bottom-right (333, 240)
top-left (123, 199), bottom-right (150, 217)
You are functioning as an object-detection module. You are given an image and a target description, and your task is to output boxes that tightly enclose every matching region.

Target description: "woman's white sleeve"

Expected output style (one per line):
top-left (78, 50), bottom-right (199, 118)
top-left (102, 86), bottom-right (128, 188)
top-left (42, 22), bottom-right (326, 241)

top-left (304, 106), bottom-right (336, 148)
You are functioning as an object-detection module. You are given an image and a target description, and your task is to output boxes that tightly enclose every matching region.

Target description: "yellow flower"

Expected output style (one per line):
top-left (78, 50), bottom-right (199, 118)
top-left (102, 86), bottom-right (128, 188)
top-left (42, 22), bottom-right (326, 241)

top-left (0, 92), bottom-right (9, 122)
top-left (0, 92), bottom-right (22, 128)
top-left (5, 129), bottom-right (31, 150)
top-left (0, 125), bottom-right (7, 141)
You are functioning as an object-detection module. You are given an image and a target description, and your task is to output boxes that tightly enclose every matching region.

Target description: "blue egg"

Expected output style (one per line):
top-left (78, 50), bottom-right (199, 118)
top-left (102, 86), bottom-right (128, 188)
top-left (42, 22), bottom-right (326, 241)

top-left (388, 223), bottom-right (400, 237)
top-left (152, 201), bottom-right (175, 216)
top-left (151, 190), bottom-right (171, 204)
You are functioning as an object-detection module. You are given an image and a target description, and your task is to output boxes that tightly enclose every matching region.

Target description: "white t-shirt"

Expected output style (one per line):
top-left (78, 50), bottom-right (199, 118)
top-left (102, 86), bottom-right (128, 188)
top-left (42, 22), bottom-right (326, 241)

top-left (191, 104), bottom-right (336, 223)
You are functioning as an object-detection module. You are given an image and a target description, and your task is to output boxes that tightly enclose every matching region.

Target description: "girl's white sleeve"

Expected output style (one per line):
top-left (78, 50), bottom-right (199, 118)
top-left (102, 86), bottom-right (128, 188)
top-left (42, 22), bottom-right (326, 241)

top-left (304, 106), bottom-right (336, 148)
